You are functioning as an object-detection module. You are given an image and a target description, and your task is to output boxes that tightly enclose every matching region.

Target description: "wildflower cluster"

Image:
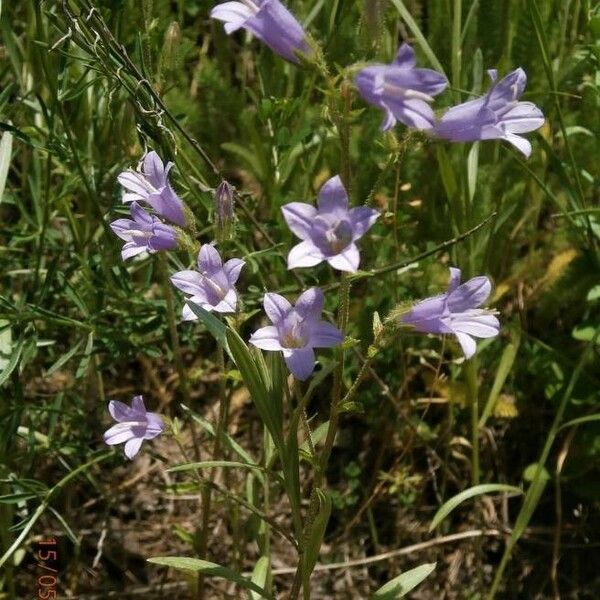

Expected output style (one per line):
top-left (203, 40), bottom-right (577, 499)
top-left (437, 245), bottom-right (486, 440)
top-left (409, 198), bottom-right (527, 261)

top-left (99, 3), bottom-right (546, 598)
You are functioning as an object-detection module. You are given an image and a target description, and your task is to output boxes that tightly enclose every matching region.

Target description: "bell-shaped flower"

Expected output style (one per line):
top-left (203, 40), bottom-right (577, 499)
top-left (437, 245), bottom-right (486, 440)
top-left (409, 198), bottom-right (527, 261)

top-left (434, 68), bottom-right (544, 157)
top-left (171, 244), bottom-right (245, 319)
top-left (355, 43), bottom-right (448, 131)
top-left (282, 175), bottom-right (379, 273)
top-left (249, 288), bottom-right (343, 380)
top-left (103, 396), bottom-right (164, 459)
top-left (211, 0), bottom-right (310, 64)
top-left (401, 267), bottom-right (500, 358)
top-left (110, 202), bottom-right (177, 261)
top-left (118, 150), bottom-right (187, 226)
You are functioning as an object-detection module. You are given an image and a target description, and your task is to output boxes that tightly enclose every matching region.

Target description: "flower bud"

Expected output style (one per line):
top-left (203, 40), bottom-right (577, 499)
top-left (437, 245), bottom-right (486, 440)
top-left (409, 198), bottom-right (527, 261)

top-left (214, 181), bottom-right (235, 242)
top-left (161, 21), bottom-right (181, 75)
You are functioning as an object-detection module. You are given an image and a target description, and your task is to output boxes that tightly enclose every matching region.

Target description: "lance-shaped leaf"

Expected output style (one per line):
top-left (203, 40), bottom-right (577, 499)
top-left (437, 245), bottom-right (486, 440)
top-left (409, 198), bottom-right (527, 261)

top-left (226, 328), bottom-right (283, 448)
top-left (371, 562), bottom-right (436, 599)
top-left (148, 557), bottom-right (274, 599)
top-left (302, 489), bottom-right (332, 589)
top-left (429, 483), bottom-right (522, 531)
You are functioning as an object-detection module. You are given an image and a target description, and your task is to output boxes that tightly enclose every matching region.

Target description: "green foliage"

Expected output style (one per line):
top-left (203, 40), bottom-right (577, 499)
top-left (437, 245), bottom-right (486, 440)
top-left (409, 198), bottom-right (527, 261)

top-left (0, 0), bottom-right (599, 598)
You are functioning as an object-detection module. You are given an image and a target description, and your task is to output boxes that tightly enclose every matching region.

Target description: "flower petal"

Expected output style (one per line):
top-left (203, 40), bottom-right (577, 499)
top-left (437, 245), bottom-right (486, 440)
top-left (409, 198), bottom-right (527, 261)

top-left (349, 206), bottom-right (379, 239)
top-left (143, 151), bottom-right (165, 187)
top-left (500, 102), bottom-right (545, 134)
top-left (294, 287), bottom-right (324, 321)
top-left (263, 293), bottom-right (292, 325)
top-left (210, 2), bottom-right (254, 34)
top-left (454, 332), bottom-right (477, 359)
top-left (121, 243), bottom-right (147, 260)
top-left (284, 347), bottom-right (315, 381)
top-left (394, 43), bottom-right (416, 69)
top-left (213, 289), bottom-right (238, 313)
top-left (448, 267), bottom-right (462, 293)
top-left (287, 240), bottom-right (324, 269)
top-left (309, 321), bottom-right (343, 348)
top-left (171, 270), bottom-right (204, 296)
top-left (131, 395), bottom-right (146, 414)
top-left (448, 276), bottom-right (491, 311)
top-left (224, 258), bottom-right (245, 284)
top-left (317, 175), bottom-right (349, 214)
top-left (451, 312), bottom-right (500, 338)
top-left (144, 413), bottom-right (164, 439)
top-left (326, 243), bottom-right (360, 272)
top-left (108, 400), bottom-right (134, 422)
top-left (104, 422), bottom-right (136, 445)
top-left (249, 325), bottom-right (284, 351)
top-left (124, 437), bottom-right (144, 459)
top-left (118, 171), bottom-right (151, 197)
top-left (503, 132), bottom-right (532, 158)
top-left (198, 244), bottom-right (223, 273)
top-left (281, 202), bottom-right (317, 240)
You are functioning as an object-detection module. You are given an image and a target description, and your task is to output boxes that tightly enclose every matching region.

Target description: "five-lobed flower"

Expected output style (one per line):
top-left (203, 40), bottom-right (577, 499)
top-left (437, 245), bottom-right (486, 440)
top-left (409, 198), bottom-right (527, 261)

top-left (434, 68), bottom-right (544, 157)
top-left (249, 287), bottom-right (343, 380)
top-left (401, 267), bottom-right (500, 358)
top-left (211, 0), bottom-right (311, 64)
top-left (171, 244), bottom-right (245, 319)
top-left (103, 395), bottom-right (164, 459)
top-left (355, 43), bottom-right (448, 131)
top-left (282, 175), bottom-right (379, 273)
top-left (118, 150), bottom-right (187, 226)
top-left (110, 201), bottom-right (178, 261)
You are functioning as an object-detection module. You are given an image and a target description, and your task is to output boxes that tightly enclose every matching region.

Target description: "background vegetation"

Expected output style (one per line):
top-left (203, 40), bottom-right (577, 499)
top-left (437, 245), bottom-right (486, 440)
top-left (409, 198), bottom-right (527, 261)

top-left (0, 0), bottom-right (599, 598)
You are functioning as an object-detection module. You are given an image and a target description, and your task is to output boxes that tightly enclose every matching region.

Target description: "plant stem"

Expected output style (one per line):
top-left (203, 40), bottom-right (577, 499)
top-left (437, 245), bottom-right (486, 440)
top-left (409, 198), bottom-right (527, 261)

top-left (465, 359), bottom-right (480, 486)
top-left (196, 342), bottom-right (230, 599)
top-left (158, 254), bottom-right (190, 406)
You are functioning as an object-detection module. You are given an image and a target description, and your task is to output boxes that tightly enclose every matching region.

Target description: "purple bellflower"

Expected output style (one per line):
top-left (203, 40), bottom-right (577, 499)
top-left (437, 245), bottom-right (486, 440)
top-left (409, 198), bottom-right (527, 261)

top-left (401, 267), bottom-right (500, 359)
top-left (210, 0), bottom-right (310, 64)
top-left (110, 201), bottom-right (177, 261)
top-left (434, 68), bottom-right (544, 158)
top-left (355, 43), bottom-right (448, 131)
top-left (103, 396), bottom-right (164, 459)
top-left (249, 288), bottom-right (343, 380)
top-left (282, 175), bottom-right (379, 273)
top-left (171, 244), bottom-right (245, 320)
top-left (118, 150), bottom-right (187, 226)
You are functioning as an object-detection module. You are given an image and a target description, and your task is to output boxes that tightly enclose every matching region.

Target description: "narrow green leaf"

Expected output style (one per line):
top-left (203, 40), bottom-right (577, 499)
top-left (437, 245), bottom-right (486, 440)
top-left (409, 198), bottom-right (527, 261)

top-left (147, 557), bottom-right (274, 600)
top-left (226, 328), bottom-right (283, 447)
top-left (429, 484), bottom-right (522, 531)
top-left (479, 334), bottom-right (520, 426)
top-left (46, 337), bottom-right (84, 376)
top-left (0, 336), bottom-right (24, 387)
top-left (0, 129), bottom-right (13, 203)
top-left (371, 562), bottom-right (436, 599)
top-left (250, 556), bottom-right (271, 600)
top-left (302, 489), bottom-right (332, 589)
top-left (559, 413), bottom-right (600, 431)
top-left (187, 302), bottom-right (229, 353)
top-left (167, 460), bottom-right (266, 477)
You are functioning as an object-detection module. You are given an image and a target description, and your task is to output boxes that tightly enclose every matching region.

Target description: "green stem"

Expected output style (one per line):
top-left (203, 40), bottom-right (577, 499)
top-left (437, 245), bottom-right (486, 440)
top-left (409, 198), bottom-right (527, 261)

top-left (465, 359), bottom-right (480, 486)
top-left (158, 255), bottom-right (190, 407)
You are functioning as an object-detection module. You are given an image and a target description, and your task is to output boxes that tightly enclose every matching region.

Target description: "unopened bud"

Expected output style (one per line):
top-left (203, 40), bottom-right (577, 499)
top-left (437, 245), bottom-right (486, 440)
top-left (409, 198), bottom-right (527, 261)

top-left (161, 22), bottom-right (181, 75)
top-left (214, 181), bottom-right (235, 242)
